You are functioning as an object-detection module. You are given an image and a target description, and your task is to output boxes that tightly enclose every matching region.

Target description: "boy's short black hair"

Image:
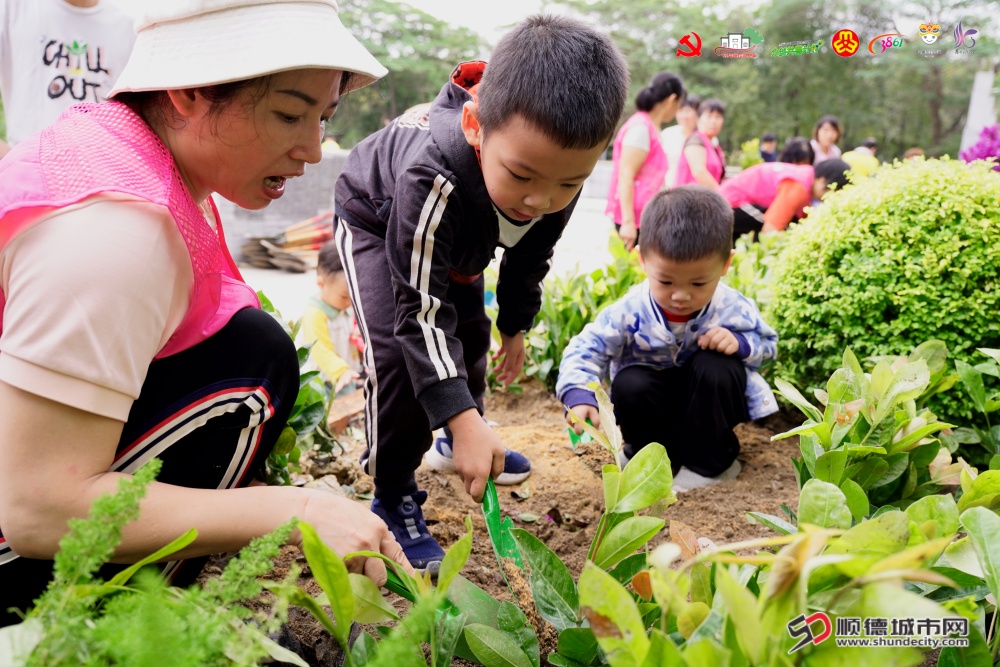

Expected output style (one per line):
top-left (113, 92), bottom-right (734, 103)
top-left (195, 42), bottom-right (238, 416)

top-left (778, 136), bottom-right (814, 165)
top-left (815, 159), bottom-right (851, 192)
top-left (635, 72), bottom-right (685, 112)
top-left (861, 136), bottom-right (878, 150)
top-left (317, 239), bottom-right (344, 277)
top-left (698, 98), bottom-right (726, 117)
top-left (761, 132), bottom-right (776, 143)
top-left (639, 187), bottom-right (733, 263)
top-left (477, 15), bottom-right (629, 150)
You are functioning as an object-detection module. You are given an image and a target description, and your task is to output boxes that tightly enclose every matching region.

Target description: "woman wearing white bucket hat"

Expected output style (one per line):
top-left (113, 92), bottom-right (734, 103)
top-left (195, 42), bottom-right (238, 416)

top-left (0, 0), bottom-right (410, 625)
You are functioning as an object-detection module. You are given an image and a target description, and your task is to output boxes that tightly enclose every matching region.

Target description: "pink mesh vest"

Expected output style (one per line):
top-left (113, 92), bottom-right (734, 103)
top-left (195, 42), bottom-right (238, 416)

top-left (674, 130), bottom-right (726, 187)
top-left (605, 112), bottom-right (669, 226)
top-left (720, 163), bottom-right (815, 219)
top-left (0, 102), bottom-right (259, 359)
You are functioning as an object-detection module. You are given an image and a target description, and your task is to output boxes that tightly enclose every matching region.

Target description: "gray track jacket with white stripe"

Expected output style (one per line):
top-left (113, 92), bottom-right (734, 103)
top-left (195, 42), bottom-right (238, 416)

top-left (335, 74), bottom-right (578, 427)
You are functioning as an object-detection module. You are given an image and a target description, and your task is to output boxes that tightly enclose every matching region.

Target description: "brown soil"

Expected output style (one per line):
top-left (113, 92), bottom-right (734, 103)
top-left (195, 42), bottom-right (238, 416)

top-left (239, 379), bottom-right (802, 665)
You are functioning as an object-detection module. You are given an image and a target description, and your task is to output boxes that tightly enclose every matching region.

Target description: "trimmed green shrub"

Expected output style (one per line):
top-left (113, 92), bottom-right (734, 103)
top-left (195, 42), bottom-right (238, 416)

top-left (768, 157), bottom-right (1000, 422)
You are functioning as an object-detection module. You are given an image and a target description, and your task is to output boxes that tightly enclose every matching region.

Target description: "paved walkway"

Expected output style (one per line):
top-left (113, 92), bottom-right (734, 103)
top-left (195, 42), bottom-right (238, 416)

top-left (241, 197), bottom-right (615, 321)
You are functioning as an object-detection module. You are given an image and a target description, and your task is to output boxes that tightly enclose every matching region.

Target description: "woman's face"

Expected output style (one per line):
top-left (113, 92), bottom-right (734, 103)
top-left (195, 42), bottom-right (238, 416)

top-left (676, 105), bottom-right (698, 133)
top-left (817, 122), bottom-right (839, 149)
top-left (177, 68), bottom-right (343, 209)
top-left (654, 94), bottom-right (681, 123)
top-left (698, 110), bottom-right (725, 138)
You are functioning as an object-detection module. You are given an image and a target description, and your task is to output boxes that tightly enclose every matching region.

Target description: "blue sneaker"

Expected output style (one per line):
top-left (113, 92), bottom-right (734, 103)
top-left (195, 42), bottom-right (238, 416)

top-left (370, 490), bottom-right (444, 574)
top-left (425, 429), bottom-right (532, 484)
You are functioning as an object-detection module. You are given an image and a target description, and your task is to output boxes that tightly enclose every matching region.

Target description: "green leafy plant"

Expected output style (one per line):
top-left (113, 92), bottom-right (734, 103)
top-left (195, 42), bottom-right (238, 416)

top-left (521, 236), bottom-right (645, 391)
top-left (767, 157), bottom-right (1000, 425)
top-left (0, 459), bottom-right (303, 667)
top-left (953, 348), bottom-right (1000, 466)
top-left (772, 345), bottom-right (955, 516)
top-left (258, 291), bottom-right (338, 485)
top-left (733, 137), bottom-right (764, 169)
top-left (722, 229), bottom-right (788, 313)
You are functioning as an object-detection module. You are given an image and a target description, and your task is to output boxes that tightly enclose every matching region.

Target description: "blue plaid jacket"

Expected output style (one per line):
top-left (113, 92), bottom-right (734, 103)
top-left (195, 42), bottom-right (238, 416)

top-left (555, 281), bottom-right (779, 420)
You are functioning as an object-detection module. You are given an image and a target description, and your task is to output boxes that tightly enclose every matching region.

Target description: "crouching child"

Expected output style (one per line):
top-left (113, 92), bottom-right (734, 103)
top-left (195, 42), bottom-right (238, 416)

top-left (556, 187), bottom-right (778, 492)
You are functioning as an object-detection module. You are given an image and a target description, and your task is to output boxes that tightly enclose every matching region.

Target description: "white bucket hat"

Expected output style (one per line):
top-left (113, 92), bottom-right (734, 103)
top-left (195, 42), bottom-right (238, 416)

top-left (108, 0), bottom-right (387, 97)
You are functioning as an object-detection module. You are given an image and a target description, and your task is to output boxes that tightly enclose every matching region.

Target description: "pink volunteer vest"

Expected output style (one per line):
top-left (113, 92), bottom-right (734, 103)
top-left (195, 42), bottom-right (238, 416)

top-left (605, 112), bottom-right (669, 226)
top-left (720, 163), bottom-right (815, 218)
top-left (674, 130), bottom-right (725, 187)
top-left (0, 102), bottom-right (259, 359)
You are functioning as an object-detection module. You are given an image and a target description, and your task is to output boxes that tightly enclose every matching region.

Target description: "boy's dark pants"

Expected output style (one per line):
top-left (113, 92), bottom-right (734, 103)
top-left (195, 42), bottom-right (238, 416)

top-left (611, 351), bottom-right (749, 477)
top-left (337, 220), bottom-right (490, 502)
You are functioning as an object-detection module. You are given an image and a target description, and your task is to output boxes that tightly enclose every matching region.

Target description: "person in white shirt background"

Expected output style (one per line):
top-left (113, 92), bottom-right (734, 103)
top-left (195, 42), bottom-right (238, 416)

top-left (0, 0), bottom-right (135, 158)
top-left (660, 94), bottom-right (699, 190)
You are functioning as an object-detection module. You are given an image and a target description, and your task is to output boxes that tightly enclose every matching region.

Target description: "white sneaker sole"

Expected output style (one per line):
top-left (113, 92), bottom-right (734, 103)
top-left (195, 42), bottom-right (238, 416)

top-left (424, 444), bottom-right (531, 485)
top-left (673, 460), bottom-right (742, 493)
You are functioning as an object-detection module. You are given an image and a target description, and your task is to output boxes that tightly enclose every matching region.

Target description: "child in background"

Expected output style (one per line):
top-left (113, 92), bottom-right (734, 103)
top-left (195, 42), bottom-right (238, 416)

top-left (299, 241), bottom-right (362, 394)
top-left (759, 132), bottom-right (778, 162)
top-left (334, 15), bottom-right (629, 571)
top-left (557, 187), bottom-right (778, 492)
top-left (777, 136), bottom-right (815, 165)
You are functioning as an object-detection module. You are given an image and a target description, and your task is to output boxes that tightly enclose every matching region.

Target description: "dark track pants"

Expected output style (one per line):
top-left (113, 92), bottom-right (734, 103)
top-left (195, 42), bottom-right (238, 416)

top-left (732, 204), bottom-right (768, 243)
top-left (611, 351), bottom-right (749, 477)
top-left (0, 308), bottom-right (298, 626)
top-left (336, 219), bottom-right (490, 502)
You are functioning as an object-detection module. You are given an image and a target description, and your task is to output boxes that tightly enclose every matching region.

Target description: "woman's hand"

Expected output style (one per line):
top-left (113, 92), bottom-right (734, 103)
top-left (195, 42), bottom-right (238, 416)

top-left (618, 220), bottom-right (638, 251)
top-left (335, 369), bottom-right (360, 393)
top-left (295, 490), bottom-right (415, 586)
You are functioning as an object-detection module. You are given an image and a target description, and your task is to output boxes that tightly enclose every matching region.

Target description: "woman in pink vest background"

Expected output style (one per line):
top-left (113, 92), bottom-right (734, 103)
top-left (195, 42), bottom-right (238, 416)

top-left (721, 159), bottom-right (851, 243)
top-left (605, 72), bottom-right (685, 251)
top-left (0, 0), bottom-right (412, 626)
top-left (675, 98), bottom-right (727, 189)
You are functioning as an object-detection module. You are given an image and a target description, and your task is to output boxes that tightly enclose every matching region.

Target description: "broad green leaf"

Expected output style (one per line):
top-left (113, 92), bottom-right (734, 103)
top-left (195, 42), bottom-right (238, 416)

top-left (857, 581), bottom-right (953, 625)
top-left (557, 628), bottom-right (599, 663)
top-left (593, 386), bottom-right (624, 456)
top-left (681, 638), bottom-right (731, 665)
top-left (872, 360), bottom-right (930, 425)
top-left (771, 420), bottom-right (831, 448)
top-left (978, 348), bottom-right (1000, 366)
top-left (608, 553), bottom-right (647, 585)
top-left (434, 609), bottom-right (469, 667)
top-left (603, 465), bottom-right (620, 510)
top-left (815, 450), bottom-right (847, 484)
top-left (909, 340), bottom-right (949, 376)
top-left (715, 566), bottom-right (763, 663)
top-left (955, 360), bottom-right (987, 414)
top-left (351, 630), bottom-right (378, 666)
top-left (615, 444), bottom-right (674, 513)
top-left (774, 378), bottom-right (823, 423)
top-left (905, 495), bottom-right (959, 540)
top-left (497, 602), bottom-right (540, 667)
top-left (805, 642), bottom-right (921, 667)
top-left (827, 512), bottom-right (910, 558)
top-left (259, 634), bottom-right (310, 667)
top-left (579, 563), bottom-right (649, 665)
top-left (958, 507), bottom-right (1000, 609)
top-left (869, 359), bottom-right (894, 404)
top-left (799, 433), bottom-right (823, 477)
top-left (272, 426), bottom-right (298, 456)
top-left (745, 512), bottom-right (797, 535)
top-left (348, 573), bottom-right (399, 623)
top-left (870, 453), bottom-right (909, 489)
top-left (888, 421), bottom-right (949, 455)
top-left (299, 521), bottom-right (353, 644)
top-left (108, 528), bottom-right (197, 586)
top-left (798, 479), bottom-right (852, 529)
top-left (937, 625), bottom-right (990, 667)
top-left (439, 516), bottom-right (474, 595)
top-left (464, 623), bottom-right (533, 667)
top-left (593, 516), bottom-right (664, 570)
top-left (844, 445), bottom-right (888, 459)
top-left (511, 528), bottom-right (578, 632)
top-left (640, 630), bottom-right (686, 667)
top-left (844, 458), bottom-right (889, 490)
top-left (957, 470), bottom-right (1000, 512)
top-left (840, 479), bottom-right (869, 523)
top-left (0, 618), bottom-right (43, 667)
